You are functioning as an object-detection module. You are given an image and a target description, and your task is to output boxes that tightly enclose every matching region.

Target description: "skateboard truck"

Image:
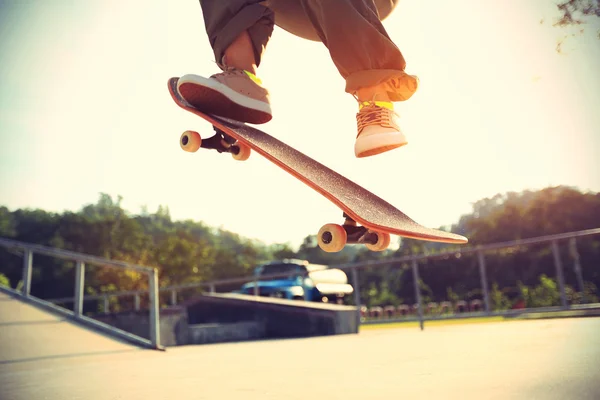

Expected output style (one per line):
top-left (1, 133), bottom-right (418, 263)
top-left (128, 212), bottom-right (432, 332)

top-left (317, 213), bottom-right (391, 253)
top-left (195, 127), bottom-right (236, 154)
top-left (180, 127), bottom-right (251, 161)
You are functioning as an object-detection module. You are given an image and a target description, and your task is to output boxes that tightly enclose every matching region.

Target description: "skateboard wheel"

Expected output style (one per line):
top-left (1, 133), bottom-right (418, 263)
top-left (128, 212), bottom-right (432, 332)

top-left (317, 223), bottom-right (347, 253)
top-left (180, 130), bottom-right (201, 152)
top-left (366, 231), bottom-right (391, 252)
top-left (232, 143), bottom-right (251, 161)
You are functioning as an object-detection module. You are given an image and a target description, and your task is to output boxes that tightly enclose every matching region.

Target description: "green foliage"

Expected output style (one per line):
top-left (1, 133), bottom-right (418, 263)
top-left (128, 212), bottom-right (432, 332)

top-left (490, 283), bottom-right (512, 311)
top-left (526, 274), bottom-right (561, 307)
top-left (0, 207), bottom-right (16, 237)
top-left (0, 186), bottom-right (598, 313)
top-left (0, 273), bottom-right (10, 288)
top-left (519, 275), bottom-right (600, 308)
top-left (541, 0), bottom-right (600, 52)
top-left (366, 281), bottom-right (401, 307)
top-left (453, 187), bottom-right (600, 245)
top-left (446, 287), bottom-right (460, 303)
top-left (0, 194), bottom-right (275, 302)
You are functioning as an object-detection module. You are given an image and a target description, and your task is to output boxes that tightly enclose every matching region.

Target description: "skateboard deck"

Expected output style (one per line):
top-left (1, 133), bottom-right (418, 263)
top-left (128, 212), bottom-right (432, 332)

top-left (168, 77), bottom-right (467, 251)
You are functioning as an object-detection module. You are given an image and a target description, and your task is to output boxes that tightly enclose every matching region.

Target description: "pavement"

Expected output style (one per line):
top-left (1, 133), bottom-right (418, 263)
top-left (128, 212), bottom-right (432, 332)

top-left (1, 290), bottom-right (599, 400)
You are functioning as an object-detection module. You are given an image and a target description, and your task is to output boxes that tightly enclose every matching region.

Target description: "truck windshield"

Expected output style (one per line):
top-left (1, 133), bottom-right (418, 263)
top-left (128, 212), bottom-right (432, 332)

top-left (259, 264), bottom-right (302, 280)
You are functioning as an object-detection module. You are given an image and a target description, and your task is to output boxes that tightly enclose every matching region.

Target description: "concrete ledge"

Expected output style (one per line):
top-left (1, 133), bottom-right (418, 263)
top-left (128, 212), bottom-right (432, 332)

top-left (188, 321), bottom-right (265, 345)
top-left (184, 293), bottom-right (359, 339)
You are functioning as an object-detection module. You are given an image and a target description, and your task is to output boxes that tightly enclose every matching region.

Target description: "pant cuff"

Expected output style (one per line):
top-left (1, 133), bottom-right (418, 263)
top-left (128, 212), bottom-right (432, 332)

top-left (213, 4), bottom-right (272, 67)
top-left (345, 69), bottom-right (416, 101)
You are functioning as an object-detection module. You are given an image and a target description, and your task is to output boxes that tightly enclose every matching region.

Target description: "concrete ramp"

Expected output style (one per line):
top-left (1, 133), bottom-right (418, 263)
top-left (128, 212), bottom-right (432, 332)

top-left (92, 292), bottom-right (359, 346)
top-left (0, 291), bottom-right (138, 364)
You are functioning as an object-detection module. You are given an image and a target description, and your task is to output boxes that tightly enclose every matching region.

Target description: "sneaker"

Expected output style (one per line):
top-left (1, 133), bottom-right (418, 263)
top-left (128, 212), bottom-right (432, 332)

top-left (354, 101), bottom-right (407, 158)
top-left (177, 66), bottom-right (272, 124)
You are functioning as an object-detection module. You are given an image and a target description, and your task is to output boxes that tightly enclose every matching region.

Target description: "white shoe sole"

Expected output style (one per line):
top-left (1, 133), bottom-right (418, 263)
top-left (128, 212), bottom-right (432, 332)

top-left (355, 131), bottom-right (407, 158)
top-left (177, 74), bottom-right (272, 124)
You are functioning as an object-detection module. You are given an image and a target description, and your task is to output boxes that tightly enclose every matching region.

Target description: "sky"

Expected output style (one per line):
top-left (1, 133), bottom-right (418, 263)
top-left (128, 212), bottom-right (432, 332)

top-left (0, 0), bottom-right (599, 249)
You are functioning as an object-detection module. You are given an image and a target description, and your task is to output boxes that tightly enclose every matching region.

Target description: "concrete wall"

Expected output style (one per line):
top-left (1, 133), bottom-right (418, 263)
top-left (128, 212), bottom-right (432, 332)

top-left (188, 322), bottom-right (265, 345)
top-left (93, 292), bottom-right (359, 347)
top-left (184, 293), bottom-right (359, 338)
top-left (93, 306), bottom-right (188, 347)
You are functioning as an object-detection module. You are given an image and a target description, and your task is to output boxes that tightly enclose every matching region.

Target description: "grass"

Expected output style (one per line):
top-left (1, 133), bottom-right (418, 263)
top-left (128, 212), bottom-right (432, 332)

top-left (512, 309), bottom-right (600, 319)
top-left (360, 316), bottom-right (509, 330)
top-left (360, 308), bottom-right (600, 330)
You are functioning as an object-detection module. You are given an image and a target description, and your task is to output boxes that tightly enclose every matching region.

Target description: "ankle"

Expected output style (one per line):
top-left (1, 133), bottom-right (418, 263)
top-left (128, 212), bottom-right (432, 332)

top-left (222, 54), bottom-right (257, 75)
top-left (358, 100), bottom-right (394, 111)
top-left (222, 30), bottom-right (258, 75)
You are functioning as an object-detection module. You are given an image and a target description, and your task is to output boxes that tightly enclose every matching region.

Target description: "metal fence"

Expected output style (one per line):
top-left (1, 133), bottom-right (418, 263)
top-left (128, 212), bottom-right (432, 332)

top-left (38, 227), bottom-right (600, 331)
top-left (0, 237), bottom-right (162, 350)
top-left (345, 227), bottom-right (600, 329)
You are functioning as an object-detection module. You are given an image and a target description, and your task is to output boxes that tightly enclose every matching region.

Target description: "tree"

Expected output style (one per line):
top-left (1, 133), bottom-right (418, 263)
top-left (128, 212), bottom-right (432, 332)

top-left (555, 0), bottom-right (600, 28)
top-left (269, 243), bottom-right (297, 260)
top-left (453, 186), bottom-right (600, 245)
top-left (1, 186), bottom-right (598, 311)
top-left (547, 0), bottom-right (600, 52)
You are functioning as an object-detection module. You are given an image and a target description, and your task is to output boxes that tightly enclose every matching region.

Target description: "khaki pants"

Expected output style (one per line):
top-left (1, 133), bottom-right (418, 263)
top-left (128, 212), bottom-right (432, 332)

top-left (199, 0), bottom-right (409, 97)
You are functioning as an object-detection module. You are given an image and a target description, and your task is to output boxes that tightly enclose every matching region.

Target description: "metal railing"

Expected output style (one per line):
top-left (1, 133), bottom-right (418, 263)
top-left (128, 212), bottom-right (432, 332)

top-left (41, 227), bottom-right (600, 331)
top-left (342, 227), bottom-right (600, 328)
top-left (0, 237), bottom-right (162, 350)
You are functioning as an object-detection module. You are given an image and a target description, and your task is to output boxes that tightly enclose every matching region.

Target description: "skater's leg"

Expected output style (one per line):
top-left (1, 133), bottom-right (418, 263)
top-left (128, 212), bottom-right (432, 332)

top-left (177, 1), bottom-right (274, 124)
top-left (222, 30), bottom-right (258, 75)
top-left (298, 0), bottom-right (417, 101)
top-left (200, 0), bottom-right (273, 69)
top-left (299, 0), bottom-right (418, 157)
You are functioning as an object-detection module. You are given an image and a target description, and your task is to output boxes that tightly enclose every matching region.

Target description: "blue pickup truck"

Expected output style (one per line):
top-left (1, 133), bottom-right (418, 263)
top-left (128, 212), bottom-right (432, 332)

top-left (238, 259), bottom-right (354, 304)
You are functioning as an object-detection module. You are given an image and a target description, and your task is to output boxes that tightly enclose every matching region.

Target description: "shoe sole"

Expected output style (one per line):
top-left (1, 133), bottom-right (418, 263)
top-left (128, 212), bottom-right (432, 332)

top-left (177, 74), bottom-right (272, 124)
top-left (356, 143), bottom-right (407, 158)
top-left (355, 131), bottom-right (408, 158)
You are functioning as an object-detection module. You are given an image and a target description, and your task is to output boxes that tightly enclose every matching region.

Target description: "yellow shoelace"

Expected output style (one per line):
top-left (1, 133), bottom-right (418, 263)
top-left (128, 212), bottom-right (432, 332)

top-left (356, 103), bottom-right (398, 136)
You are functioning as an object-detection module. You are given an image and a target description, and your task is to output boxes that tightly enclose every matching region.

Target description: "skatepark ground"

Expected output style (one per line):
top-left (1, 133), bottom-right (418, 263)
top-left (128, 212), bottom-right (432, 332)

top-left (1, 290), bottom-right (599, 400)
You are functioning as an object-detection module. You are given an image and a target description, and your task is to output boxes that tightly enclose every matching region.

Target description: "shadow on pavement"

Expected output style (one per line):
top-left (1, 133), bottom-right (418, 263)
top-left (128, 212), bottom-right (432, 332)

top-left (0, 319), bottom-right (66, 327)
top-left (0, 348), bottom-right (143, 365)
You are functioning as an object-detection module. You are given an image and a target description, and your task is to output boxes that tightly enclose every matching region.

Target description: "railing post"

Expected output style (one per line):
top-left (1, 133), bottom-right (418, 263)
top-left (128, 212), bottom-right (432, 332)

top-left (302, 271), bottom-right (310, 301)
top-left (477, 250), bottom-right (491, 315)
top-left (74, 261), bottom-right (85, 316)
top-left (148, 269), bottom-right (160, 348)
top-left (351, 268), bottom-right (361, 326)
top-left (551, 240), bottom-right (568, 309)
top-left (22, 250), bottom-right (33, 296)
top-left (412, 258), bottom-right (424, 331)
top-left (134, 294), bottom-right (141, 311)
top-left (569, 238), bottom-right (587, 304)
top-left (103, 295), bottom-right (109, 314)
top-left (253, 274), bottom-right (259, 297)
top-left (170, 289), bottom-right (177, 306)
top-left (209, 283), bottom-right (216, 294)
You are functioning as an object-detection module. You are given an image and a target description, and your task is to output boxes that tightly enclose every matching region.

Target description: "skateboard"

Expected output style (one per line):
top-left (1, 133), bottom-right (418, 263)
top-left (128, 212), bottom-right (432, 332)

top-left (168, 77), bottom-right (468, 252)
